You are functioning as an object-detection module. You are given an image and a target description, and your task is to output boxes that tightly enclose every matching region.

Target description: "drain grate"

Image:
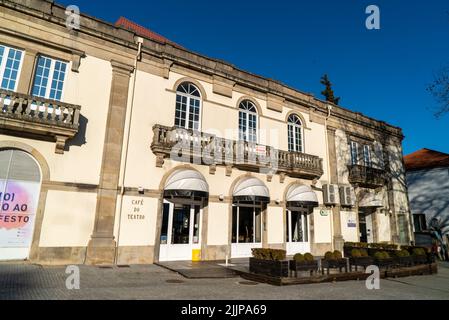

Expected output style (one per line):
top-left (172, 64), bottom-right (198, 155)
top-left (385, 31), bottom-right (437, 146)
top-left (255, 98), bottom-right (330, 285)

top-left (238, 281), bottom-right (259, 286)
top-left (166, 279), bottom-right (185, 284)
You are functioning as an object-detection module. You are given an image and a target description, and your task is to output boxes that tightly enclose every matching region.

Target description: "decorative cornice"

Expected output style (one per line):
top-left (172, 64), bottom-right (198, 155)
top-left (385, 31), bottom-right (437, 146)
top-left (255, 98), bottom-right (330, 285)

top-left (1, 0), bottom-right (404, 140)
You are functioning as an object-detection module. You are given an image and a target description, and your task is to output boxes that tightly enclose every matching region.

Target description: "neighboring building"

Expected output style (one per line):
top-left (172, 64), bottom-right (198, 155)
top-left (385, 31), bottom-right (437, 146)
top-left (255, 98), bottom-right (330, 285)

top-left (0, 0), bottom-right (412, 265)
top-left (405, 149), bottom-right (449, 242)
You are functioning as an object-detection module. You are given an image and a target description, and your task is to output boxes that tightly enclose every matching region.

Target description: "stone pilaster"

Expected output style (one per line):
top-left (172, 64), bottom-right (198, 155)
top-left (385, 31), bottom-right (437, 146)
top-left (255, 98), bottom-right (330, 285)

top-left (85, 60), bottom-right (133, 265)
top-left (17, 49), bottom-right (37, 95)
top-left (383, 143), bottom-right (399, 244)
top-left (327, 126), bottom-right (344, 251)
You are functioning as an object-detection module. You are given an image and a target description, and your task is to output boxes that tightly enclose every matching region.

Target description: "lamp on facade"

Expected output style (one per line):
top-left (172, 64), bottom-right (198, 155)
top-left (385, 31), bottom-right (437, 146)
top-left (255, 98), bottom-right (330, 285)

top-left (219, 194), bottom-right (225, 201)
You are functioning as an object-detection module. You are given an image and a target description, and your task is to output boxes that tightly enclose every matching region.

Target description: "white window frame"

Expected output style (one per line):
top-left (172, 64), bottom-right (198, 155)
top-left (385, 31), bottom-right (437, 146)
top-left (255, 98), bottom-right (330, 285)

top-left (239, 100), bottom-right (258, 143)
top-left (287, 210), bottom-right (309, 243)
top-left (363, 145), bottom-right (372, 167)
top-left (288, 114), bottom-right (304, 153)
top-left (350, 141), bottom-right (359, 165)
top-left (32, 55), bottom-right (68, 101)
top-left (175, 83), bottom-right (202, 131)
top-left (0, 45), bottom-right (24, 92)
top-left (232, 205), bottom-right (262, 244)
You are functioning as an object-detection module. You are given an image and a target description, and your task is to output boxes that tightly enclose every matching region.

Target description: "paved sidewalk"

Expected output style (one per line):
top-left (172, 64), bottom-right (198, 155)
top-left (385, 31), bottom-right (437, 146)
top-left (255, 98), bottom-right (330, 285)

top-left (0, 262), bottom-right (448, 300)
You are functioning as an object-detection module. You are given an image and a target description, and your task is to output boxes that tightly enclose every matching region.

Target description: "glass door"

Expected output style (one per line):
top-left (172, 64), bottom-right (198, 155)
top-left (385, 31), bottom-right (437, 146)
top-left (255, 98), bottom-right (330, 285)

top-left (159, 201), bottom-right (201, 261)
top-left (231, 205), bottom-right (262, 258)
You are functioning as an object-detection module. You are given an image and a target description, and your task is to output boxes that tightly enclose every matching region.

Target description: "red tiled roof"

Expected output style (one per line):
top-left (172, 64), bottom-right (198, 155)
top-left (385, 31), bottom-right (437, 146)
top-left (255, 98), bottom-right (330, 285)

top-left (115, 17), bottom-right (182, 48)
top-left (404, 149), bottom-right (449, 171)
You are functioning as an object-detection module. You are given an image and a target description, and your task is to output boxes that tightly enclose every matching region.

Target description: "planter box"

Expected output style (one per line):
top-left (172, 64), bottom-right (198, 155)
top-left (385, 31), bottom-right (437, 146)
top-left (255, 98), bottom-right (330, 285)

top-left (394, 256), bottom-right (414, 267)
top-left (289, 260), bottom-right (319, 277)
top-left (374, 258), bottom-right (395, 269)
top-left (249, 258), bottom-right (289, 278)
top-left (321, 259), bottom-right (348, 275)
top-left (413, 255), bottom-right (428, 265)
top-left (349, 256), bottom-right (374, 271)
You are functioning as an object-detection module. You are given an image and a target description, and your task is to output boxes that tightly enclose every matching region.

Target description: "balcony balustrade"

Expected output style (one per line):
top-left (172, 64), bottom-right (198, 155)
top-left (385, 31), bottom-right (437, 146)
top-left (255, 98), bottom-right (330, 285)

top-left (151, 124), bottom-right (324, 180)
top-left (348, 164), bottom-right (387, 189)
top-left (0, 89), bottom-right (81, 154)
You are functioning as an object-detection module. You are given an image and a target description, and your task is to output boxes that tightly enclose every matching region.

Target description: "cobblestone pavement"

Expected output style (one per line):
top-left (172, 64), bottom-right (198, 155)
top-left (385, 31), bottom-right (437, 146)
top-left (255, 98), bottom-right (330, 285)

top-left (0, 262), bottom-right (448, 300)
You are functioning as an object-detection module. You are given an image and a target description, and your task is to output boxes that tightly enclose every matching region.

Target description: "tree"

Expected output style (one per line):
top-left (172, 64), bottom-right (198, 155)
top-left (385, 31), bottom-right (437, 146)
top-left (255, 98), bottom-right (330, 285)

top-left (427, 67), bottom-right (449, 118)
top-left (320, 74), bottom-right (340, 105)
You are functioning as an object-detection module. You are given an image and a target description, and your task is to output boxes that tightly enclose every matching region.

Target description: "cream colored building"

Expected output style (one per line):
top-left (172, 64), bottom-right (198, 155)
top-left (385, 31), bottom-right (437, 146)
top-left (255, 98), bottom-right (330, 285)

top-left (0, 0), bottom-right (412, 265)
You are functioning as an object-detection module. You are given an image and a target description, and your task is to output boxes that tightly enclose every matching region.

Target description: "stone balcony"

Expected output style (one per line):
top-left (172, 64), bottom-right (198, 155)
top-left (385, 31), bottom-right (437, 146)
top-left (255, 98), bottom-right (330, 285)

top-left (348, 164), bottom-right (387, 189)
top-left (0, 89), bottom-right (81, 154)
top-left (151, 124), bottom-right (324, 180)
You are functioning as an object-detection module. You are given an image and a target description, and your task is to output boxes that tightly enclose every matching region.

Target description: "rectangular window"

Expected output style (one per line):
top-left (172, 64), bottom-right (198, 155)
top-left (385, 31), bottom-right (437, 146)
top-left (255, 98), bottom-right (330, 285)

top-left (413, 214), bottom-right (427, 232)
top-left (32, 55), bottom-right (67, 101)
top-left (0, 45), bottom-right (24, 91)
top-left (350, 141), bottom-right (359, 165)
top-left (363, 145), bottom-right (372, 167)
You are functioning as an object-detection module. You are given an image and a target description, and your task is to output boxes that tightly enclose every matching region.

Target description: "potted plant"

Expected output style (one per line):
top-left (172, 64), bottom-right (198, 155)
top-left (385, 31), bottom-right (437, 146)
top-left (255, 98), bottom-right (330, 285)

top-left (373, 251), bottom-right (394, 269)
top-left (249, 248), bottom-right (289, 277)
top-left (394, 249), bottom-right (413, 267)
top-left (344, 242), bottom-right (368, 257)
top-left (412, 247), bottom-right (428, 265)
top-left (321, 250), bottom-right (348, 275)
top-left (289, 253), bottom-right (319, 277)
top-left (349, 248), bottom-right (374, 272)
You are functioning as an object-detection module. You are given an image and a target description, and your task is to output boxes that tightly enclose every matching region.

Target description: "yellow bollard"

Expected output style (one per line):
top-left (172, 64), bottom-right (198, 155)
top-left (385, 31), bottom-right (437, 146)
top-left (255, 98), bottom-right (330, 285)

top-left (192, 249), bottom-right (201, 262)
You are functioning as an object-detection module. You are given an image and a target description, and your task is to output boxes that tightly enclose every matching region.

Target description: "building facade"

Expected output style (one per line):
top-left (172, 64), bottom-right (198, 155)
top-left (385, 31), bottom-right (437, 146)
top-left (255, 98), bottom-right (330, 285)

top-left (0, 0), bottom-right (412, 265)
top-left (405, 149), bottom-right (449, 244)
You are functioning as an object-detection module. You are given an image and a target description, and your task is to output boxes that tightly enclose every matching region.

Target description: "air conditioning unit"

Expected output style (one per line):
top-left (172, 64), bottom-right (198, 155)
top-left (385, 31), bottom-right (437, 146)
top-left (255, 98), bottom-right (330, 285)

top-left (323, 184), bottom-right (339, 206)
top-left (339, 186), bottom-right (356, 207)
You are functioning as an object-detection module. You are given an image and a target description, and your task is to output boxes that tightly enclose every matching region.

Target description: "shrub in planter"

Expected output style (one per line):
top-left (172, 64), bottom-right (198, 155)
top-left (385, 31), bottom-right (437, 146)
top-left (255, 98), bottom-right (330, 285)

top-left (333, 250), bottom-right (343, 259)
top-left (412, 248), bottom-right (428, 265)
top-left (373, 251), bottom-right (394, 269)
top-left (395, 249), bottom-right (413, 267)
top-left (322, 251), bottom-right (347, 274)
top-left (344, 242), bottom-right (368, 256)
top-left (304, 253), bottom-right (314, 262)
top-left (293, 253), bottom-right (305, 262)
top-left (290, 253), bottom-right (318, 276)
top-left (250, 249), bottom-right (288, 277)
top-left (351, 249), bottom-right (362, 258)
top-left (349, 249), bottom-right (374, 271)
top-left (385, 244), bottom-right (398, 250)
top-left (252, 248), bottom-right (286, 261)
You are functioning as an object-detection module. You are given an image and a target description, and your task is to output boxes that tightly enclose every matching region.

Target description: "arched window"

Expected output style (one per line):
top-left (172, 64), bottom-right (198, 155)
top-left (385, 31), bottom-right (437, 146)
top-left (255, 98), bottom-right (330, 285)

top-left (239, 100), bottom-right (258, 143)
top-left (288, 114), bottom-right (303, 153)
top-left (175, 82), bottom-right (202, 130)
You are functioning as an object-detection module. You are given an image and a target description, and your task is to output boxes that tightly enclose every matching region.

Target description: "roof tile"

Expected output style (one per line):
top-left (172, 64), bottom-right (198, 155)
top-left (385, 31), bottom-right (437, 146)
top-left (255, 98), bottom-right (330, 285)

top-left (404, 148), bottom-right (449, 171)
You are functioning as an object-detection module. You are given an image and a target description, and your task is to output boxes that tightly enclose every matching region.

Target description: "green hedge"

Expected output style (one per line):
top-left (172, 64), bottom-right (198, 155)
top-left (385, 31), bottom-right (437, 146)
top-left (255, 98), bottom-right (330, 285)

top-left (252, 248), bottom-right (286, 261)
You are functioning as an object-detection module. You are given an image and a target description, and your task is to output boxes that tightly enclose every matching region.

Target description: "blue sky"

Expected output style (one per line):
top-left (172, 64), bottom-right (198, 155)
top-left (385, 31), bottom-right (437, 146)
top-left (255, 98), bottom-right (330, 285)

top-left (59, 0), bottom-right (449, 155)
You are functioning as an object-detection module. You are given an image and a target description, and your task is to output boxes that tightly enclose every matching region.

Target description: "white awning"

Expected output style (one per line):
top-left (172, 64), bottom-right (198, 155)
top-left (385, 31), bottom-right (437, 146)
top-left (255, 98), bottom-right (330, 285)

top-left (233, 177), bottom-right (270, 202)
top-left (359, 191), bottom-right (383, 208)
top-left (164, 169), bottom-right (208, 196)
top-left (286, 184), bottom-right (319, 208)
